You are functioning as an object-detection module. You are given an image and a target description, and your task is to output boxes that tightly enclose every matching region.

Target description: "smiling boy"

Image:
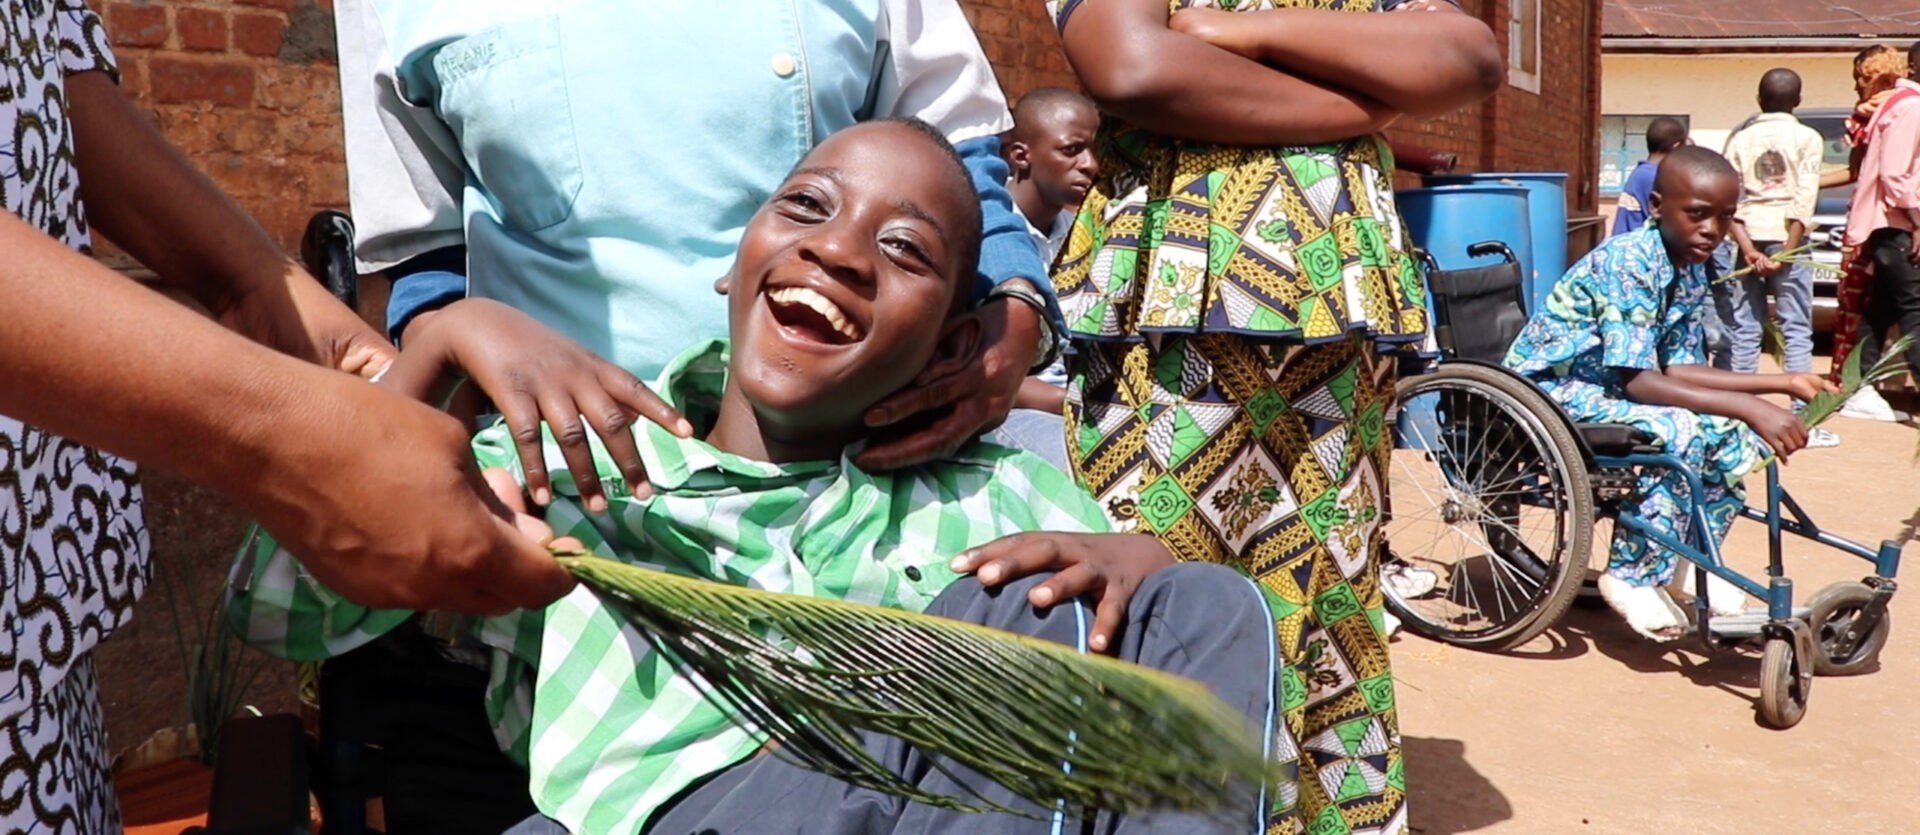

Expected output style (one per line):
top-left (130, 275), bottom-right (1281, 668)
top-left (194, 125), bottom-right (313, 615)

top-left (231, 119), bottom-right (1281, 834)
top-left (1504, 146), bottom-right (1837, 641)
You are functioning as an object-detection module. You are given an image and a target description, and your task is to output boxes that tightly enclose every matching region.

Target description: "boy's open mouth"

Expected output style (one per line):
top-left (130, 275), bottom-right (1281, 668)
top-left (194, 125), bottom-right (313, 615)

top-left (766, 285), bottom-right (865, 346)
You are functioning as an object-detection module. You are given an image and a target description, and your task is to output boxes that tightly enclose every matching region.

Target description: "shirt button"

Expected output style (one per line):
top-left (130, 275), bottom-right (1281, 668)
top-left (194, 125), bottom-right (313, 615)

top-left (904, 566), bottom-right (922, 582)
top-left (771, 52), bottom-right (797, 78)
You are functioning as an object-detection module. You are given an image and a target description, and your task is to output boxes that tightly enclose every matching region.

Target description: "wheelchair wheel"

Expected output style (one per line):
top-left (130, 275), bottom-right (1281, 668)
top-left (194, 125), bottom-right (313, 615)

top-left (1758, 635), bottom-right (1809, 729)
top-left (1805, 581), bottom-right (1891, 676)
top-left (1384, 363), bottom-right (1594, 651)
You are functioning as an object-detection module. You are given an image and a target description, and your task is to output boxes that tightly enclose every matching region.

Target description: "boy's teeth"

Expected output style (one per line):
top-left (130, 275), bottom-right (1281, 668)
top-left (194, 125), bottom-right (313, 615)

top-left (769, 286), bottom-right (862, 341)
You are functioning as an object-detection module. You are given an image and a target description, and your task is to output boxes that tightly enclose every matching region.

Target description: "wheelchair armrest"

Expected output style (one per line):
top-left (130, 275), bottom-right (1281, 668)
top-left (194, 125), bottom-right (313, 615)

top-left (1575, 423), bottom-right (1658, 457)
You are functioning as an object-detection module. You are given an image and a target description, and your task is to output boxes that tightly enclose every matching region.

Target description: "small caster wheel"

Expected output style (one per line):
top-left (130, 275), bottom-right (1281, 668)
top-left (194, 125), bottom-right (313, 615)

top-left (1759, 636), bottom-right (1809, 729)
top-left (1805, 581), bottom-right (1891, 676)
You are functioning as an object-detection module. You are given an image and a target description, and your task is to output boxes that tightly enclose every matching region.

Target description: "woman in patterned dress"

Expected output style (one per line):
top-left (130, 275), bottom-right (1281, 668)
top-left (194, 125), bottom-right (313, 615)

top-left (1, 4), bottom-right (573, 830)
top-left (1046, 2), bottom-right (1499, 832)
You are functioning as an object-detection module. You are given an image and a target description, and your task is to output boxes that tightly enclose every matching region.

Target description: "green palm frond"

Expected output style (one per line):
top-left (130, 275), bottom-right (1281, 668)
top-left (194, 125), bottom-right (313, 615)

top-left (1802, 334), bottom-right (1914, 430)
top-left (1761, 317), bottom-right (1787, 370)
top-left (559, 555), bottom-right (1277, 819)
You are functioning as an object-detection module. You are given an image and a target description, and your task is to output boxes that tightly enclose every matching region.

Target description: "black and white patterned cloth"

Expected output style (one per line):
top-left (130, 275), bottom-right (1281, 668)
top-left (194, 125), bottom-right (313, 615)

top-left (2, 2), bottom-right (149, 831)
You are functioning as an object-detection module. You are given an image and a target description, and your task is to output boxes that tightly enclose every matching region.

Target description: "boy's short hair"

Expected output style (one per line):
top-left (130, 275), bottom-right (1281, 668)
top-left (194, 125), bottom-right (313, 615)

top-left (871, 117), bottom-right (982, 313)
top-left (1655, 145), bottom-right (1738, 192)
top-left (1010, 87), bottom-right (1096, 137)
top-left (1644, 117), bottom-right (1688, 155)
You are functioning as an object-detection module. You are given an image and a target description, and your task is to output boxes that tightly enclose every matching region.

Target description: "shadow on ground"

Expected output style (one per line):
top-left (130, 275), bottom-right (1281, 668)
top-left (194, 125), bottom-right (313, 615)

top-left (1403, 735), bottom-right (1511, 834)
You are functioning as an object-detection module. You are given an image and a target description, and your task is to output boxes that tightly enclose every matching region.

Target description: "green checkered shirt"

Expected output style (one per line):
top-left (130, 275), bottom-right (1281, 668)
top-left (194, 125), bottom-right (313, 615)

top-left (225, 340), bottom-right (1111, 834)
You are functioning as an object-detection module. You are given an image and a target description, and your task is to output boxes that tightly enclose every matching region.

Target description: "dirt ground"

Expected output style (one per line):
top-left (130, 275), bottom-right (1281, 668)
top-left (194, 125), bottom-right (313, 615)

top-left (1393, 406), bottom-right (1920, 834)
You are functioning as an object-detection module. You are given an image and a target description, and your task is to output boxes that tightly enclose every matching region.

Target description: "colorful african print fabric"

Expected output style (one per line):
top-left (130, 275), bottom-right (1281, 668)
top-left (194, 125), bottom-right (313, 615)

top-left (1066, 334), bottom-right (1405, 835)
top-left (1504, 226), bottom-right (1767, 587)
top-left (1047, 3), bottom-right (1423, 832)
top-left (1047, 0), bottom-right (1428, 348)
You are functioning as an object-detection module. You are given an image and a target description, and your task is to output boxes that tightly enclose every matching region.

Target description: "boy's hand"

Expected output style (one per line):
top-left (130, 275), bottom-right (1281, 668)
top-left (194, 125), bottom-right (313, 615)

top-left (1742, 248), bottom-right (1781, 277)
top-left (951, 533), bottom-right (1177, 653)
top-left (1782, 372), bottom-right (1839, 403)
top-left (407, 299), bottom-right (691, 514)
top-left (1743, 401), bottom-right (1808, 462)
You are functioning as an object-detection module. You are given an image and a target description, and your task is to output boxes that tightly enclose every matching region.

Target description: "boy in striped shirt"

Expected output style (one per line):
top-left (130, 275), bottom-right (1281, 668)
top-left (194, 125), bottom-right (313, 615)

top-left (231, 120), bottom-right (1282, 834)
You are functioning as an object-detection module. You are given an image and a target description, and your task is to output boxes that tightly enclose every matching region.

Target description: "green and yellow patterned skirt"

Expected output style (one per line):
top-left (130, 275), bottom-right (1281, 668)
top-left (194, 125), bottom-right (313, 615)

top-left (1058, 125), bottom-right (1417, 834)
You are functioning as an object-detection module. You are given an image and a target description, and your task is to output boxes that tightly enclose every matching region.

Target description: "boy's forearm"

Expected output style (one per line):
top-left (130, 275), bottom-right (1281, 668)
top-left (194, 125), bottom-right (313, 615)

top-left (1665, 364), bottom-right (1797, 396)
top-left (1621, 367), bottom-right (1765, 422)
top-left (1223, 8), bottom-right (1501, 118)
top-left (1783, 220), bottom-right (1807, 251)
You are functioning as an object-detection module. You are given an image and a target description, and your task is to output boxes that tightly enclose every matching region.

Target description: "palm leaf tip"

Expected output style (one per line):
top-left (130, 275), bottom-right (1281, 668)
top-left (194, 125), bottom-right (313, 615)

top-left (1801, 334), bottom-right (1915, 430)
top-left (559, 556), bottom-right (1282, 819)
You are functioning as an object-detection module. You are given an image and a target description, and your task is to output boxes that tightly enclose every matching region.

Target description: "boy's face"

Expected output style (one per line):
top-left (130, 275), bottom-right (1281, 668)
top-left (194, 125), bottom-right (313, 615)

top-left (724, 122), bottom-right (975, 437)
top-left (1014, 104), bottom-right (1099, 210)
top-left (1650, 169), bottom-right (1739, 265)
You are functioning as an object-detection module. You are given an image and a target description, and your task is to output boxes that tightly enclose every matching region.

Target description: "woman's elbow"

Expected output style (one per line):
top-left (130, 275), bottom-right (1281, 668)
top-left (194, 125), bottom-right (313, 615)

top-left (1071, 57), bottom-right (1169, 116)
top-left (1458, 24), bottom-right (1505, 101)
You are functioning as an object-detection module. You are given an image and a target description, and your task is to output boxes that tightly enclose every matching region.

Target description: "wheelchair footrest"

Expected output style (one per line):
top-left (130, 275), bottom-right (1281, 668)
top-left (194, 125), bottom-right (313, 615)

top-left (1695, 608), bottom-right (1812, 641)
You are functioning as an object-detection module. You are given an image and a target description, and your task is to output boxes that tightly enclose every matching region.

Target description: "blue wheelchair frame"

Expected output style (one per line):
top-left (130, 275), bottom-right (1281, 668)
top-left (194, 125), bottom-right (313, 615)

top-left (1599, 450), bottom-right (1901, 648)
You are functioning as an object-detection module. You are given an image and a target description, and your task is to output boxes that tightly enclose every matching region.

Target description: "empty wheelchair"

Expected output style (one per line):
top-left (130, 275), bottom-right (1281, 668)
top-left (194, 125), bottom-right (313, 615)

top-left (1379, 241), bottom-right (1903, 728)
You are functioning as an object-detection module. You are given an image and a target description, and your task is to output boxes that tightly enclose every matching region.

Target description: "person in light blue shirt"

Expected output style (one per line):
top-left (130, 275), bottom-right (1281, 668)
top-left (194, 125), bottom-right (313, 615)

top-left (335, 0), bottom-right (1062, 506)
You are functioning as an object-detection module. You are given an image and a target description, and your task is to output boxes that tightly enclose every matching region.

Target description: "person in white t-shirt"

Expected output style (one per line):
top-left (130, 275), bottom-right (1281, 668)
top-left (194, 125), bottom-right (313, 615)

top-left (993, 88), bottom-right (1100, 468)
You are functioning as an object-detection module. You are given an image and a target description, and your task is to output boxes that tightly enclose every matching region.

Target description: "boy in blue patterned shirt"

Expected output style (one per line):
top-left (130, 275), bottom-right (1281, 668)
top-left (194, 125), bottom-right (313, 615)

top-left (1504, 147), bottom-right (1836, 641)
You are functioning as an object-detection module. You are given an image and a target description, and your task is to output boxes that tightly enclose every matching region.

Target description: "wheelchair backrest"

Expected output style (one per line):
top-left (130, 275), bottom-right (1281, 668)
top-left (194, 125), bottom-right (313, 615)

top-left (1423, 246), bottom-right (1529, 365)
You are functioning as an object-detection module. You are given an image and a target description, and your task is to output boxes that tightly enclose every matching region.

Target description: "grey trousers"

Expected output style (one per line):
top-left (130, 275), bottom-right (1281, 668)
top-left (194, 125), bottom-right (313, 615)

top-left (507, 563), bottom-right (1280, 835)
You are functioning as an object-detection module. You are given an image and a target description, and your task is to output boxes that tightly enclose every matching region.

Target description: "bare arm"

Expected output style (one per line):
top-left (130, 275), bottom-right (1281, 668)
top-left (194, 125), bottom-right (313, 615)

top-left (1167, 4), bottom-right (1502, 118)
top-left (0, 213), bottom-right (573, 614)
top-left (1060, 0), bottom-right (1397, 146)
top-left (1621, 366), bottom-right (1807, 460)
top-left (65, 71), bottom-right (393, 378)
top-left (1664, 365), bottom-right (1824, 398)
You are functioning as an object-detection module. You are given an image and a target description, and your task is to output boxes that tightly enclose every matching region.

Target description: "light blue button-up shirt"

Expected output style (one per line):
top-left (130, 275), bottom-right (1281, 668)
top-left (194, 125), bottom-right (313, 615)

top-left (339, 0), bottom-right (1054, 378)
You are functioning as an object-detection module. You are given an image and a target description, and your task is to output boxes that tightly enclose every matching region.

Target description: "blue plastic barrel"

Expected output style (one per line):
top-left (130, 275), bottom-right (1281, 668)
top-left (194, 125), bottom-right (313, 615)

top-left (1394, 182), bottom-right (1535, 283)
top-left (1427, 172), bottom-right (1569, 313)
top-left (1392, 184), bottom-right (1534, 453)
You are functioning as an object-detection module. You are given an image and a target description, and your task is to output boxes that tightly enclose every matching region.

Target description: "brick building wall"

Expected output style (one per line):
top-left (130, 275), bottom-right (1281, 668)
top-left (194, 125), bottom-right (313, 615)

top-left (85, 0), bottom-right (1597, 759)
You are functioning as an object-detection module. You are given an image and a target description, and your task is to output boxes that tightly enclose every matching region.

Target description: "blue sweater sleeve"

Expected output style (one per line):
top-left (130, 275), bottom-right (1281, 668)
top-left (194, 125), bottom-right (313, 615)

top-left (382, 245), bottom-right (469, 343)
top-left (956, 135), bottom-right (1066, 336)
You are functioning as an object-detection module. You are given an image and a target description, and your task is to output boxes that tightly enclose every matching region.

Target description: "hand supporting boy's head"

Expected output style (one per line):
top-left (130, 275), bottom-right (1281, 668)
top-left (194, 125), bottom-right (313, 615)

top-left (1004, 87), bottom-right (1099, 220)
top-left (1650, 146), bottom-right (1739, 266)
top-left (708, 118), bottom-right (985, 463)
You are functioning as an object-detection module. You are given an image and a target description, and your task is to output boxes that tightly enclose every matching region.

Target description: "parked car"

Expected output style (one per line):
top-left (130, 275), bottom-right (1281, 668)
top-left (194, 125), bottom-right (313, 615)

top-left (1722, 107), bottom-right (1850, 335)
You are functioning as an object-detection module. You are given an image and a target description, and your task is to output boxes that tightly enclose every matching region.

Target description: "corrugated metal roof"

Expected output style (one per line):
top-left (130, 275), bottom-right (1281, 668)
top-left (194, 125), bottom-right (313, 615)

top-left (1606, 0), bottom-right (1920, 39)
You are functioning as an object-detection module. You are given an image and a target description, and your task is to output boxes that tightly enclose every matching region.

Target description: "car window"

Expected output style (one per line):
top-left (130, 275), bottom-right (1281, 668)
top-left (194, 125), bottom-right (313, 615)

top-left (1800, 114), bottom-right (1849, 168)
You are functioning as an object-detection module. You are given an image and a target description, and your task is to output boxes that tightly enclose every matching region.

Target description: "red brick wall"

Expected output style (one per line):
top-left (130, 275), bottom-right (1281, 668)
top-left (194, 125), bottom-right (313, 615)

top-left (1386, 0), bottom-right (1602, 219)
top-left (94, 0), bottom-right (345, 257)
top-left (958, 0), bottom-right (1083, 99)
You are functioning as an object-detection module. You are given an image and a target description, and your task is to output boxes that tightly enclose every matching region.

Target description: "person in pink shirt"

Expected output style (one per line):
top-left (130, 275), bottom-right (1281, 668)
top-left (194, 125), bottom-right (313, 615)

top-left (1845, 42), bottom-right (1920, 378)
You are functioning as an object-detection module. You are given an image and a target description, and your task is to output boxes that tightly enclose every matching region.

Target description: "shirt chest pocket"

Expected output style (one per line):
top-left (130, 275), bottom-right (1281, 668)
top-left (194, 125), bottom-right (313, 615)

top-left (429, 17), bottom-right (582, 232)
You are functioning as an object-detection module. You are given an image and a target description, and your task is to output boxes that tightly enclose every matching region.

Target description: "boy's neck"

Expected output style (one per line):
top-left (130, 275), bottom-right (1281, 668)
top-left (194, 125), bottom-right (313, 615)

top-left (1008, 179), bottom-right (1062, 234)
top-left (705, 382), bottom-right (864, 465)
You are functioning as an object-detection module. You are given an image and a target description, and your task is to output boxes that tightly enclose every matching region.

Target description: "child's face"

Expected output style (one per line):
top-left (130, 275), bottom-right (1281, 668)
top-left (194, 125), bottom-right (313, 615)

top-left (1015, 104), bottom-right (1100, 210)
top-left (723, 122), bottom-right (975, 437)
top-left (1650, 170), bottom-right (1739, 265)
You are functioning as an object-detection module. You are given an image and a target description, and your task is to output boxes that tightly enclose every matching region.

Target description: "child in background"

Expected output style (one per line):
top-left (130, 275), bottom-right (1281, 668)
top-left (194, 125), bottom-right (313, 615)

top-left (231, 119), bottom-right (1281, 835)
top-left (1612, 117), bottom-right (1690, 237)
top-left (995, 87), bottom-right (1101, 467)
top-left (1717, 68), bottom-right (1836, 446)
top-left (1505, 147), bottom-right (1836, 641)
